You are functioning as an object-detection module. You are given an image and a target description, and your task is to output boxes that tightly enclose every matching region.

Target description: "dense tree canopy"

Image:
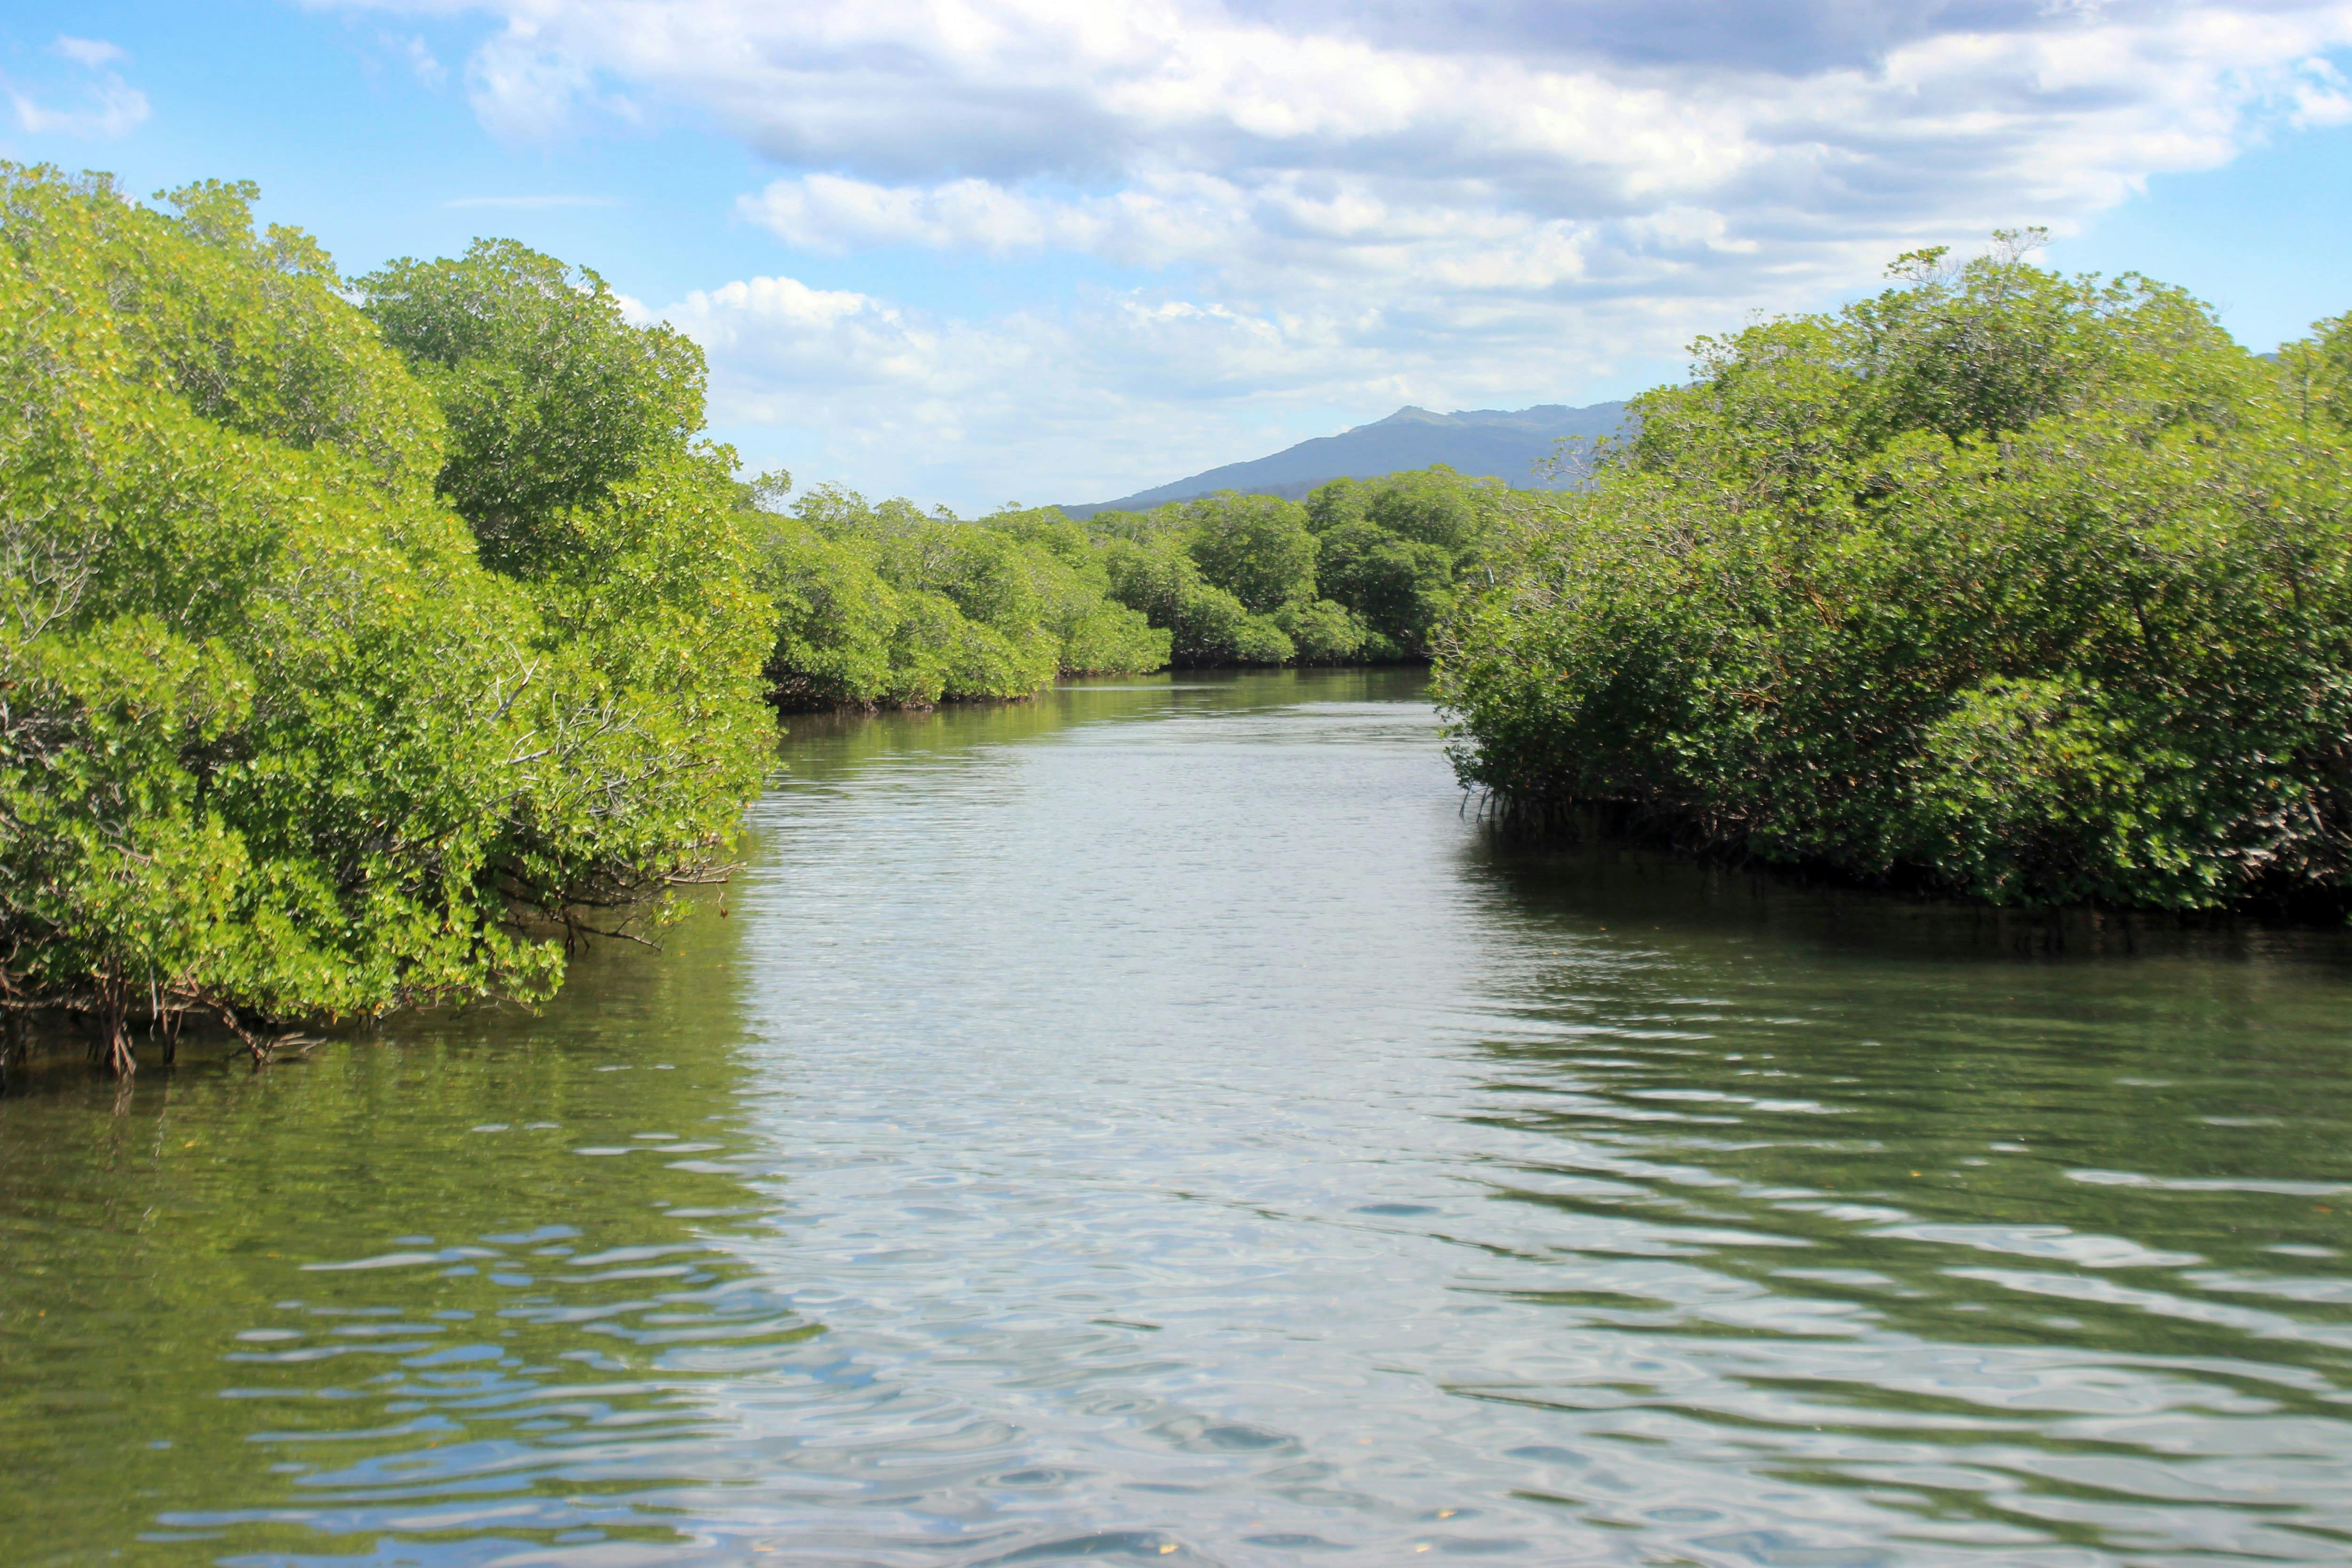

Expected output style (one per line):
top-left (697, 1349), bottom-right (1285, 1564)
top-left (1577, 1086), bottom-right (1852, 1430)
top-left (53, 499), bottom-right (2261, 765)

top-left (746, 465), bottom-right (1516, 700)
top-left (360, 241), bottom-right (708, 577)
top-left (1308, 468), bottom-right (1505, 659)
top-left (747, 486), bottom-right (1169, 707)
top-left (0, 166), bottom-right (771, 1070)
top-left (1439, 238), bottom-right (2352, 913)
top-left (1083, 469), bottom-right (1507, 667)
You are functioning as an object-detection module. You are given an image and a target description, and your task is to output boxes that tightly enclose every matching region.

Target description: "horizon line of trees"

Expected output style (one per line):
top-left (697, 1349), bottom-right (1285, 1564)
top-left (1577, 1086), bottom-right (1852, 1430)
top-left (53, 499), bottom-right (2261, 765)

top-left (740, 463), bottom-right (1525, 708)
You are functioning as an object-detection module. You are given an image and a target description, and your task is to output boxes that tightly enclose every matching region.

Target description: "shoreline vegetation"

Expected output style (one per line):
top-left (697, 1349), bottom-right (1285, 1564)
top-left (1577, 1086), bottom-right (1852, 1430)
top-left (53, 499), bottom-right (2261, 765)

top-left (0, 166), bottom-right (1505, 1071)
top-left (7, 170), bottom-right (2351, 1074)
top-left (747, 456), bottom-right (1511, 709)
top-left (1438, 232), bottom-right (2352, 920)
top-left (3, 169), bottom-right (773, 1072)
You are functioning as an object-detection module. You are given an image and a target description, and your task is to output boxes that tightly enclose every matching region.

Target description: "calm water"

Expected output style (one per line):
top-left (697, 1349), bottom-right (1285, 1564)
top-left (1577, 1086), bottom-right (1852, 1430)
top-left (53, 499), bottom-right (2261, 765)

top-left (5, 669), bottom-right (2352, 1567)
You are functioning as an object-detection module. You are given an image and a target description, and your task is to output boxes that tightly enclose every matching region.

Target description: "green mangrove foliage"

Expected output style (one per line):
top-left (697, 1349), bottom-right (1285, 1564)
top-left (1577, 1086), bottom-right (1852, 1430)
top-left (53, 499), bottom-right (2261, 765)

top-left (0, 167), bottom-right (771, 1069)
top-left (1088, 493), bottom-right (1329, 666)
top-left (1086, 469), bottom-right (1509, 666)
top-left (1307, 468), bottom-right (1505, 660)
top-left (745, 484), bottom-right (1169, 708)
top-left (746, 465), bottom-right (1515, 700)
top-left (1440, 237), bottom-right (2352, 913)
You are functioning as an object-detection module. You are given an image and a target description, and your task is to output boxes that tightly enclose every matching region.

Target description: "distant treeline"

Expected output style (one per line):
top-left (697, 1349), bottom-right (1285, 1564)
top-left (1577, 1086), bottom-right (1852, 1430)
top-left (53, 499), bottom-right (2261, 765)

top-left (745, 465), bottom-right (1512, 708)
top-left (1439, 232), bottom-right (2352, 915)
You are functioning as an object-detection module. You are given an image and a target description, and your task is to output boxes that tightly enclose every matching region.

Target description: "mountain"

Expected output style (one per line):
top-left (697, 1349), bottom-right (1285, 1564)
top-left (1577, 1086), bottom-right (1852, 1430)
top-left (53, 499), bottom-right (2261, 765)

top-left (1058, 401), bottom-right (1627, 518)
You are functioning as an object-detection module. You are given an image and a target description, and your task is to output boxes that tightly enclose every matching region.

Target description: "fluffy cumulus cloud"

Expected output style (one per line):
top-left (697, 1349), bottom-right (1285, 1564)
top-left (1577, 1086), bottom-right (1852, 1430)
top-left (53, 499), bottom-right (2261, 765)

top-left (8, 35), bottom-right (151, 140)
top-left (635, 271), bottom-right (1421, 506)
top-left (331, 0), bottom-right (2352, 503)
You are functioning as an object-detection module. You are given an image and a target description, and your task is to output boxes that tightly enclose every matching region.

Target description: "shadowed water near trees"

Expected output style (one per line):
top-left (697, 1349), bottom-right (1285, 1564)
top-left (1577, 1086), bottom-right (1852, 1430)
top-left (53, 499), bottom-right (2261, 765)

top-left (4, 673), bottom-right (2350, 1566)
top-left (0, 901), bottom-right (789, 1561)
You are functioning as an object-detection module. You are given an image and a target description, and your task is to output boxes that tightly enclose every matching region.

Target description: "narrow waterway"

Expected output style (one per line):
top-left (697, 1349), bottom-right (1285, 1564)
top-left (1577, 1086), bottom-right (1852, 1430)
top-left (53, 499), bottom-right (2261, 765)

top-left (5, 669), bottom-right (2352, 1566)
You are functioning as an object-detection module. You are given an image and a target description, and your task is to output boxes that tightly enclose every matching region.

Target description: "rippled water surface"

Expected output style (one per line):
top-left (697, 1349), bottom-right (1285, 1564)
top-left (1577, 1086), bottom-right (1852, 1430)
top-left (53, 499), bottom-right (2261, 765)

top-left (7, 669), bottom-right (2352, 1567)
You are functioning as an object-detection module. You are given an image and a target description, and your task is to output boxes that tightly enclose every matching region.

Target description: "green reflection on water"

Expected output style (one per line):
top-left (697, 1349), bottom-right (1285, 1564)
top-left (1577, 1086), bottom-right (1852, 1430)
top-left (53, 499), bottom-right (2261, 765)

top-left (0, 904), bottom-right (779, 1562)
top-left (1, 668), bottom-right (2348, 1568)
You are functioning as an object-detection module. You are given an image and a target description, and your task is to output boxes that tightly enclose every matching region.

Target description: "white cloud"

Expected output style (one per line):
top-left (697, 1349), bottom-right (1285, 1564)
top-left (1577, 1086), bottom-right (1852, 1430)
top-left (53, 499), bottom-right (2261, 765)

top-left (653, 264), bottom-right (1711, 506)
top-left (315, 0), bottom-right (2352, 505)
top-left (9, 34), bottom-right (150, 140)
top-left (399, 33), bottom-right (448, 88)
top-left (50, 36), bottom-right (127, 69)
top-left (2289, 52), bottom-right (2352, 124)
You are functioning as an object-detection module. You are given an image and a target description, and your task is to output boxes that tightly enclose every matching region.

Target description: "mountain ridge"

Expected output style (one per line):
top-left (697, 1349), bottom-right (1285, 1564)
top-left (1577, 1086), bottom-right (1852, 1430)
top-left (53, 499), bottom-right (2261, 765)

top-left (1057, 400), bottom-right (1627, 518)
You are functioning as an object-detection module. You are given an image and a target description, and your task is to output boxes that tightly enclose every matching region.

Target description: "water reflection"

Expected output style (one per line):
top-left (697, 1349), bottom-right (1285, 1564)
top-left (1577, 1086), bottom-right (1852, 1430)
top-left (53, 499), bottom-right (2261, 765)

top-left (1451, 841), bottom-right (2352, 1563)
top-left (1, 669), bottom-right (2348, 1566)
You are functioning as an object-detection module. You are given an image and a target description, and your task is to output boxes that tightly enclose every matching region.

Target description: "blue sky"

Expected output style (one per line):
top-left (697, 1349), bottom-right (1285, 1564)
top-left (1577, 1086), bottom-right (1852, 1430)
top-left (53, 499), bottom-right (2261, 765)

top-left (6, 0), bottom-right (2351, 512)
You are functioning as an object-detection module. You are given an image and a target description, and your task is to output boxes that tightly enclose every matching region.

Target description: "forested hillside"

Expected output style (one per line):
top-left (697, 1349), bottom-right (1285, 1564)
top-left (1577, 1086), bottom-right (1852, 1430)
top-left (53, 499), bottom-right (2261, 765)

top-left (1438, 236), bottom-right (2352, 914)
top-left (1084, 467), bottom-right (1506, 666)
top-left (1060, 401), bottom-right (1625, 517)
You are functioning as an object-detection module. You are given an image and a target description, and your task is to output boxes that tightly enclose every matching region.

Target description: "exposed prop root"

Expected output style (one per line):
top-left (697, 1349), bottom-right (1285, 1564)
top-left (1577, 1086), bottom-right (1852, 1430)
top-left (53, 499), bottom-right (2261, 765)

top-left (87, 979), bottom-right (135, 1079)
top-left (0, 1010), bottom-right (25, 1078)
top-left (215, 1007), bottom-right (320, 1065)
